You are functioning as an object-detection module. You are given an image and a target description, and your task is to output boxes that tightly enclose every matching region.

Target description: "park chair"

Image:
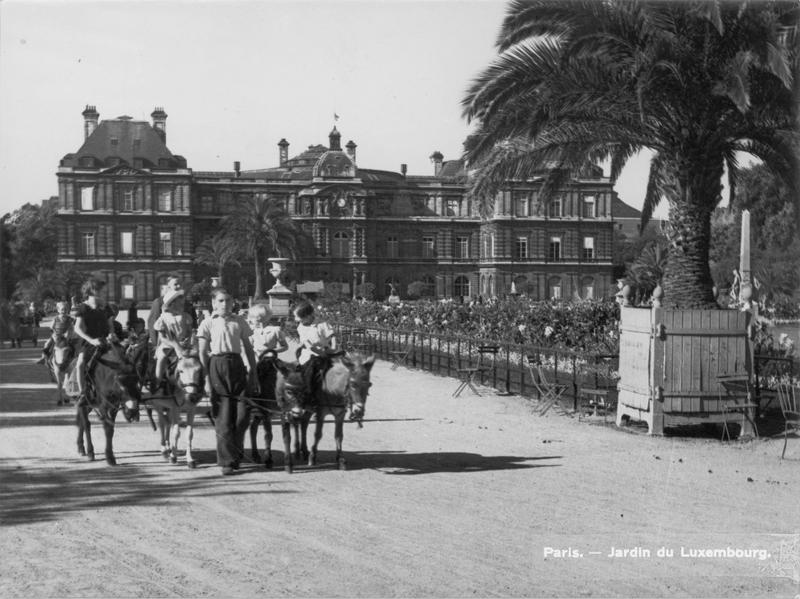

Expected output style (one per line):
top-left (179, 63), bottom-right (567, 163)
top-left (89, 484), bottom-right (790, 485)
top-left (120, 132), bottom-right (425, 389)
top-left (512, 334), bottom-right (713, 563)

top-left (389, 333), bottom-right (414, 371)
top-left (776, 383), bottom-right (800, 459)
top-left (453, 345), bottom-right (498, 397)
top-left (526, 356), bottom-right (567, 416)
top-left (717, 373), bottom-right (759, 441)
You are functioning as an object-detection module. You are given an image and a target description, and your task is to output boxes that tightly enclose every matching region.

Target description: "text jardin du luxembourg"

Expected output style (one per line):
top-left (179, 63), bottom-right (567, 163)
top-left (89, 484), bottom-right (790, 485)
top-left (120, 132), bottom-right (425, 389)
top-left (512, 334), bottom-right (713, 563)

top-left (543, 546), bottom-right (770, 560)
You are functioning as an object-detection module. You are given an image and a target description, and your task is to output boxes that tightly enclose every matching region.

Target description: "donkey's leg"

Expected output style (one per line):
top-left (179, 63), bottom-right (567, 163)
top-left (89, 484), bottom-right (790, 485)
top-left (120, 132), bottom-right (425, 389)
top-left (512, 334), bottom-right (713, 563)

top-left (300, 413), bottom-right (311, 461)
top-left (156, 407), bottom-right (170, 459)
top-left (168, 406), bottom-right (180, 465)
top-left (309, 411), bottom-right (324, 467)
top-left (76, 405), bottom-right (88, 457)
top-left (249, 413), bottom-right (262, 464)
top-left (102, 409), bottom-right (117, 466)
top-left (185, 406), bottom-right (197, 469)
top-left (334, 412), bottom-right (346, 470)
top-left (281, 418), bottom-right (293, 473)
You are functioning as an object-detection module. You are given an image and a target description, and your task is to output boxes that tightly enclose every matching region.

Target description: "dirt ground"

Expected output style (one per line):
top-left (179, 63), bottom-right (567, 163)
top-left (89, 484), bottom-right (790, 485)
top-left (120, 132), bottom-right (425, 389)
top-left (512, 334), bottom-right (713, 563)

top-left (1, 342), bottom-right (799, 598)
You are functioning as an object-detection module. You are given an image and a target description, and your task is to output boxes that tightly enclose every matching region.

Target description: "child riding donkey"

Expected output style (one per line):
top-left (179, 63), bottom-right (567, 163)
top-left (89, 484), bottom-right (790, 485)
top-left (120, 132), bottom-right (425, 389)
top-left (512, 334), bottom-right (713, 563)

top-left (72, 279), bottom-right (118, 404)
top-left (151, 288), bottom-right (195, 392)
top-left (294, 301), bottom-right (339, 402)
top-left (36, 300), bottom-right (75, 366)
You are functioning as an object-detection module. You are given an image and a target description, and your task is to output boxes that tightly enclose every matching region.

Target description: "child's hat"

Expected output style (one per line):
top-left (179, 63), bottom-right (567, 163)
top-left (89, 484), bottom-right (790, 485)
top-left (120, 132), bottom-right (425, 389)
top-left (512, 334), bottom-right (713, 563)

top-left (163, 289), bottom-right (185, 309)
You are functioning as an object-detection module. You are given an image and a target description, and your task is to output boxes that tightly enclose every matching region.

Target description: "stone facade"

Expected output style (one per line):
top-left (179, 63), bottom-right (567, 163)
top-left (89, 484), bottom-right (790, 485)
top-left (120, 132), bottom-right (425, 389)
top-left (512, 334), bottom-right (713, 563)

top-left (56, 107), bottom-right (616, 303)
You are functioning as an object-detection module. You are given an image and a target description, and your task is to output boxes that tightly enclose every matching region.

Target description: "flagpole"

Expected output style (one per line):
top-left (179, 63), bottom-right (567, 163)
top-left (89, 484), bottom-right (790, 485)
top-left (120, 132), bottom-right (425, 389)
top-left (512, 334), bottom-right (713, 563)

top-left (738, 209), bottom-right (751, 303)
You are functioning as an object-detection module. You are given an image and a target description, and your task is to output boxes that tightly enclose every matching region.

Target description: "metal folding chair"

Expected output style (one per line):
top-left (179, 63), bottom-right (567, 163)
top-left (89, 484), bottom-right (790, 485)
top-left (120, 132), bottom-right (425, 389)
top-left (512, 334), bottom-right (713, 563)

top-left (453, 345), bottom-right (498, 397)
top-left (776, 383), bottom-right (800, 459)
top-left (717, 373), bottom-right (759, 441)
top-left (526, 356), bottom-right (567, 416)
top-left (389, 334), bottom-right (414, 371)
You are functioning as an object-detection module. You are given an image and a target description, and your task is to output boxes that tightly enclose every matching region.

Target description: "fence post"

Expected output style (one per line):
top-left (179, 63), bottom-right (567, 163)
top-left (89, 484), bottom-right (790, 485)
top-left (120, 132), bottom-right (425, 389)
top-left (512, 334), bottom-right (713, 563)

top-left (571, 355), bottom-right (578, 412)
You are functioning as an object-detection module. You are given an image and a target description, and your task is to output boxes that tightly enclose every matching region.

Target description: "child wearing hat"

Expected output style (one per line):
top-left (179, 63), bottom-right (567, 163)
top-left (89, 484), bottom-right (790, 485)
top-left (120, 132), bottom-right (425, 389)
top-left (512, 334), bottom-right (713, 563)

top-left (152, 288), bottom-right (195, 389)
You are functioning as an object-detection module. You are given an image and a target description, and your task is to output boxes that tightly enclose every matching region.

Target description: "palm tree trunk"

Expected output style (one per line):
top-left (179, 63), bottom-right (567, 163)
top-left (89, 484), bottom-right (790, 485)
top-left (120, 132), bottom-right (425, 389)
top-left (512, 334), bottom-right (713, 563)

top-left (253, 255), bottom-right (263, 300)
top-left (660, 158), bottom-right (722, 309)
top-left (217, 265), bottom-right (224, 288)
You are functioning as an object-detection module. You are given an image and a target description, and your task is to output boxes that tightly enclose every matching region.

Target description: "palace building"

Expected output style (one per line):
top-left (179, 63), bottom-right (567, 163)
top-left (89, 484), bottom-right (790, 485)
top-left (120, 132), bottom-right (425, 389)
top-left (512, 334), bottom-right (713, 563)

top-left (56, 106), bottom-right (617, 303)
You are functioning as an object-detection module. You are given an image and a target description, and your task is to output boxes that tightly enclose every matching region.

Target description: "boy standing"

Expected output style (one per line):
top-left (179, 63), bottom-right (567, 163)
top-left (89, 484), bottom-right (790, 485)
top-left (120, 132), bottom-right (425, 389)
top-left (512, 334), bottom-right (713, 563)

top-left (197, 288), bottom-right (258, 476)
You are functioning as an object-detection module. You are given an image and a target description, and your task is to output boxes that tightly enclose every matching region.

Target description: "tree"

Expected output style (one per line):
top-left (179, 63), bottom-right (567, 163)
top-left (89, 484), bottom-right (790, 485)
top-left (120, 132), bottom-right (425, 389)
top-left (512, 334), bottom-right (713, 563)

top-left (14, 267), bottom-right (59, 304)
top-left (194, 233), bottom-right (241, 287)
top-left (222, 195), bottom-right (303, 299)
top-left (462, 0), bottom-right (798, 308)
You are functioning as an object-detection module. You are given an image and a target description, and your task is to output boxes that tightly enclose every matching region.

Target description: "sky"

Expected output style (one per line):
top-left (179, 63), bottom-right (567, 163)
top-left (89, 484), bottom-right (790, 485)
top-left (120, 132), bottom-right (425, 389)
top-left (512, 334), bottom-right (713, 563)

top-left (0, 0), bottom-right (664, 218)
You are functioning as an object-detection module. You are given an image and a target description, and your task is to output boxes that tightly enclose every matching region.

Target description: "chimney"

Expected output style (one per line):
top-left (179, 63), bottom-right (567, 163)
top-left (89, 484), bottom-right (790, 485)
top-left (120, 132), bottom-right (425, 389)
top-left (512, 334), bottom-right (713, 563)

top-left (430, 151), bottom-right (444, 176)
top-left (278, 138), bottom-right (289, 166)
top-left (82, 105), bottom-right (99, 139)
top-left (328, 126), bottom-right (341, 151)
top-left (401, 164), bottom-right (407, 178)
top-left (151, 107), bottom-right (168, 143)
top-left (345, 140), bottom-right (357, 162)
top-left (234, 161), bottom-right (241, 178)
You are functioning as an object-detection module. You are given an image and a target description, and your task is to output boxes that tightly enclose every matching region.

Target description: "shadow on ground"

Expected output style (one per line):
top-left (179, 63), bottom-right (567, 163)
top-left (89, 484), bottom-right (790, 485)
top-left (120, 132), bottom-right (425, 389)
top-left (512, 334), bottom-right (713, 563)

top-left (342, 450), bottom-right (561, 474)
top-left (0, 454), bottom-right (297, 527)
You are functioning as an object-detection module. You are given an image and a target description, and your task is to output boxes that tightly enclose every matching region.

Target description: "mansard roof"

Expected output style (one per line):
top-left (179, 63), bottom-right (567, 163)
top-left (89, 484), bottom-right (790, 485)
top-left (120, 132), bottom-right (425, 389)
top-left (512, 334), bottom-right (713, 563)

top-left (60, 118), bottom-right (182, 169)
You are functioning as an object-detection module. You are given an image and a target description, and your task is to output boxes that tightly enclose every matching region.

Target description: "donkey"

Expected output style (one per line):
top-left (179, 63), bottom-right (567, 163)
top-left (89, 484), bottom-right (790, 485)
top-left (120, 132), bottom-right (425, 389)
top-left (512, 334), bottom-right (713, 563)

top-left (75, 344), bottom-right (142, 465)
top-left (44, 337), bottom-right (76, 406)
top-left (145, 354), bottom-right (206, 468)
top-left (248, 352), bottom-right (310, 473)
top-left (302, 353), bottom-right (375, 470)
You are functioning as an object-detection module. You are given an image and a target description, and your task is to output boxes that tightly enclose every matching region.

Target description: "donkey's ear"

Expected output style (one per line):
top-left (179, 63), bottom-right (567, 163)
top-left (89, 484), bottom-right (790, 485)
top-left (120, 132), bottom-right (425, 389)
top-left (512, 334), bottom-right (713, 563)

top-left (363, 355), bottom-right (375, 370)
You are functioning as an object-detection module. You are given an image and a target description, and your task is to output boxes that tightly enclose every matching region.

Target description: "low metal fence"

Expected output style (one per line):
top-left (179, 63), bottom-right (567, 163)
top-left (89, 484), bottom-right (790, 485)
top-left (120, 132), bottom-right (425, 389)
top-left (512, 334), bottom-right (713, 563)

top-left (331, 320), bottom-right (619, 410)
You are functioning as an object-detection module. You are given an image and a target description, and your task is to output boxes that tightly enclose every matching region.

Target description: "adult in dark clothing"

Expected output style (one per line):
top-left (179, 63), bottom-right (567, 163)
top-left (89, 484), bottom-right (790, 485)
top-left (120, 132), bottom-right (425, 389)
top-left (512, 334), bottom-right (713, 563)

top-left (126, 301), bottom-right (138, 331)
top-left (73, 280), bottom-right (113, 400)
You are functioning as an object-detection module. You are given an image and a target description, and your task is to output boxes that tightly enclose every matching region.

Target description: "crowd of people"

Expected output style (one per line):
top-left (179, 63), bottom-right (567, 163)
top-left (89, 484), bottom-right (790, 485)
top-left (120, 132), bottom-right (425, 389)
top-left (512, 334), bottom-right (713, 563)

top-left (0, 300), bottom-right (46, 348)
top-left (315, 296), bottom-right (621, 354)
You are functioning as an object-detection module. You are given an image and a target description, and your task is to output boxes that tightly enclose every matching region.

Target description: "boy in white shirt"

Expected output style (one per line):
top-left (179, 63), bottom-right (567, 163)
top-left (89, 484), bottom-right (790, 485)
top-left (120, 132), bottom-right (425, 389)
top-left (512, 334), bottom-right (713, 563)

top-left (294, 301), bottom-right (337, 401)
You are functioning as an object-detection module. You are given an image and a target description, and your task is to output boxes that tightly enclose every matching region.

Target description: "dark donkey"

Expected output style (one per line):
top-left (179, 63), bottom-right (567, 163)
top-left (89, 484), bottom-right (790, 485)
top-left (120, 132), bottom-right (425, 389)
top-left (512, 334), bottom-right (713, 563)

top-left (248, 352), bottom-right (309, 473)
top-left (302, 352), bottom-right (375, 470)
top-left (76, 343), bottom-right (142, 465)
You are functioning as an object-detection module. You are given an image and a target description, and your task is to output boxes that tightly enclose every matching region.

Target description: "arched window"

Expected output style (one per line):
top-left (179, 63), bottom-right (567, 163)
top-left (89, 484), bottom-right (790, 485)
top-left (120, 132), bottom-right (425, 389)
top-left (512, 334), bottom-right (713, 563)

top-left (332, 231), bottom-right (350, 258)
top-left (580, 276), bottom-right (595, 300)
top-left (548, 276), bottom-right (562, 300)
top-left (454, 276), bottom-right (471, 299)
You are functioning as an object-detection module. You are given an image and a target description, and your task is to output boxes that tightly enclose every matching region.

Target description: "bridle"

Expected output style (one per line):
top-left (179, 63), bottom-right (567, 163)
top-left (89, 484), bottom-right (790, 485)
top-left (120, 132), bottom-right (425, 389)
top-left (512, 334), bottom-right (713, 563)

top-left (345, 373), bottom-right (372, 427)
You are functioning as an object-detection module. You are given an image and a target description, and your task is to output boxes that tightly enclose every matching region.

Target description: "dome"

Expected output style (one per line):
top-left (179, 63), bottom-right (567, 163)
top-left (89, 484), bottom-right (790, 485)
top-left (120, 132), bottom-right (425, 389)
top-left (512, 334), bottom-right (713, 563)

top-left (312, 150), bottom-right (356, 178)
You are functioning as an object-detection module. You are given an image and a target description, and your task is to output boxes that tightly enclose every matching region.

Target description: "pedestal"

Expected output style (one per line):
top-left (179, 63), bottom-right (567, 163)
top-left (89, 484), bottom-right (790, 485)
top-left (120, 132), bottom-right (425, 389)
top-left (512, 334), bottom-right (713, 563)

top-left (266, 257), bottom-right (292, 318)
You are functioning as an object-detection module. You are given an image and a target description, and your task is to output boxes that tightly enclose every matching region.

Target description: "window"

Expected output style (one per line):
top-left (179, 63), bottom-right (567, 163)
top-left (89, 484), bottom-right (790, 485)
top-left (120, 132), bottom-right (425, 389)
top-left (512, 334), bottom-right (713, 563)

top-left (120, 278), bottom-right (134, 300)
top-left (332, 231), bottom-right (350, 258)
top-left (549, 236), bottom-right (562, 261)
top-left (123, 189), bottom-right (134, 211)
top-left (581, 277), bottom-right (595, 300)
top-left (120, 231), bottom-right (133, 255)
top-left (81, 186), bottom-right (94, 211)
top-left (583, 237), bottom-right (595, 260)
top-left (548, 277), bottom-right (562, 300)
top-left (422, 236), bottom-right (435, 258)
top-left (445, 198), bottom-right (461, 217)
top-left (386, 236), bottom-right (399, 258)
top-left (158, 188), bottom-right (173, 212)
top-left (110, 137), bottom-right (119, 147)
top-left (421, 275), bottom-right (436, 297)
top-left (516, 236), bottom-right (528, 259)
top-left (549, 197), bottom-right (562, 218)
top-left (491, 234), bottom-right (496, 258)
top-left (514, 196), bottom-right (528, 217)
top-left (159, 231), bottom-right (172, 256)
top-left (456, 236), bottom-right (469, 259)
top-left (454, 276), bottom-right (471, 298)
top-left (82, 232), bottom-right (96, 256)
top-left (583, 196), bottom-right (596, 218)
top-left (200, 196), bottom-right (213, 213)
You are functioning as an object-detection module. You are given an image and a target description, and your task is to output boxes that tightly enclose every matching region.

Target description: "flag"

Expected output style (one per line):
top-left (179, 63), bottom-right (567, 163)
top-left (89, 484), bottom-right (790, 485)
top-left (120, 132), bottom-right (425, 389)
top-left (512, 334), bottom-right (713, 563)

top-left (333, 113), bottom-right (339, 121)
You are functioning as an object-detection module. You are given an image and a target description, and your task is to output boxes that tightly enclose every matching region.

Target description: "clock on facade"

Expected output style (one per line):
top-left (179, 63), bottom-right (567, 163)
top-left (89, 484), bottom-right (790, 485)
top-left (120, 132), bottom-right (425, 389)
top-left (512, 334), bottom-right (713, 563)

top-left (336, 196), bottom-right (347, 208)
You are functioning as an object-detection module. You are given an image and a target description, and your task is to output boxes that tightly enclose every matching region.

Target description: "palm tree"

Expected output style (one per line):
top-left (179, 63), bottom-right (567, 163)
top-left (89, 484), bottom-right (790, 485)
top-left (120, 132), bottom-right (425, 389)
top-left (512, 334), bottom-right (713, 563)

top-left (194, 233), bottom-right (241, 288)
top-left (463, 0), bottom-right (798, 308)
top-left (222, 195), bottom-right (302, 299)
top-left (627, 240), bottom-right (669, 303)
